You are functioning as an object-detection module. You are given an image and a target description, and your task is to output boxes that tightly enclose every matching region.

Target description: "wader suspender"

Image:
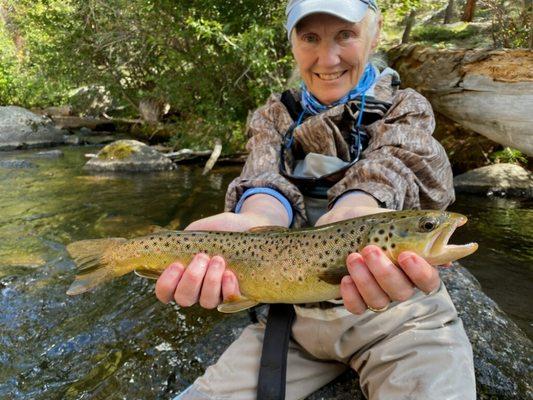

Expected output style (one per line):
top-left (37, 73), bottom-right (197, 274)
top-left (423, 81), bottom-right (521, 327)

top-left (256, 91), bottom-right (301, 400)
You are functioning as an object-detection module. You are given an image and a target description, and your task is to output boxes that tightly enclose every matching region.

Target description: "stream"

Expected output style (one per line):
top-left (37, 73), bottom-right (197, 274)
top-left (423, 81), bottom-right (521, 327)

top-left (0, 145), bottom-right (531, 399)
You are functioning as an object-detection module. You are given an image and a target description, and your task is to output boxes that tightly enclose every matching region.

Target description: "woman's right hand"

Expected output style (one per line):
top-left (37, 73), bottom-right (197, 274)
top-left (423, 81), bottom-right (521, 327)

top-left (155, 210), bottom-right (280, 309)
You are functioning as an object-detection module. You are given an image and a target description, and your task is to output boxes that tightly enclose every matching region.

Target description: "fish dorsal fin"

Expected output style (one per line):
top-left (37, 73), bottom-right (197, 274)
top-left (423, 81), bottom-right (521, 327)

top-left (248, 226), bottom-right (288, 233)
top-left (318, 265), bottom-right (347, 285)
top-left (134, 268), bottom-right (161, 280)
top-left (217, 296), bottom-right (259, 313)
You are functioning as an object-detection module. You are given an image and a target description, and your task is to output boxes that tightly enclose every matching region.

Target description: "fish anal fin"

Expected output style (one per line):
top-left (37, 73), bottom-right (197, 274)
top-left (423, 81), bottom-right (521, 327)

top-left (134, 268), bottom-right (161, 280)
top-left (217, 296), bottom-right (259, 313)
top-left (248, 226), bottom-right (288, 233)
top-left (318, 265), bottom-right (347, 285)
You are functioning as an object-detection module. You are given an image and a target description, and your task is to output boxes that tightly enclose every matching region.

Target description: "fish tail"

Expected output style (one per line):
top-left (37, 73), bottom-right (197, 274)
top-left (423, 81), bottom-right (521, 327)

top-left (66, 238), bottom-right (127, 295)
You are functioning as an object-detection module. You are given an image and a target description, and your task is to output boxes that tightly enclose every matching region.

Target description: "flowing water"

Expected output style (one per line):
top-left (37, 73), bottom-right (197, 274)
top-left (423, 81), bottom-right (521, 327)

top-left (0, 146), bottom-right (531, 399)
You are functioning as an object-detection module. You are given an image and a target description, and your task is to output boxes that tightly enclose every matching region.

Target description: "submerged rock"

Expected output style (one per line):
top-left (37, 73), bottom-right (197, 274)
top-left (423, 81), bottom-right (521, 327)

top-left (0, 106), bottom-right (66, 151)
top-left (0, 159), bottom-right (37, 169)
top-left (84, 139), bottom-right (174, 172)
top-left (187, 265), bottom-right (532, 399)
top-left (454, 163), bottom-right (533, 198)
top-left (34, 149), bottom-right (64, 158)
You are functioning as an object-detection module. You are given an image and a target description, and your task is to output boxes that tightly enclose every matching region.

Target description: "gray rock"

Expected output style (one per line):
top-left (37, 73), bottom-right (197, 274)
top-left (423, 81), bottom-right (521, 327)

top-left (34, 149), bottom-right (64, 158)
top-left (0, 159), bottom-right (37, 169)
top-left (454, 163), bottom-right (533, 198)
top-left (0, 106), bottom-right (66, 151)
top-left (69, 85), bottom-right (113, 117)
top-left (84, 139), bottom-right (174, 172)
top-left (189, 265), bottom-right (532, 399)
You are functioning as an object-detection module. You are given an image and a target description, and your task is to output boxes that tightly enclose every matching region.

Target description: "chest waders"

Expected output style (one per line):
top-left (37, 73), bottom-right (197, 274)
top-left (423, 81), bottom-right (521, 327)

top-left (256, 90), bottom-right (390, 400)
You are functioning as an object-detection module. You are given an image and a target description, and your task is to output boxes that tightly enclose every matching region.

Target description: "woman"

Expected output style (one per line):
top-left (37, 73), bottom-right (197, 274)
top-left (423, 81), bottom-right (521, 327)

top-left (156, 0), bottom-right (476, 398)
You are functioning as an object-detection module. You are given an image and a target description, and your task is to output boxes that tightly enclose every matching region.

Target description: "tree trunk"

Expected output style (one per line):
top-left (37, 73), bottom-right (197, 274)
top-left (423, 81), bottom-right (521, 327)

top-left (401, 9), bottom-right (417, 44)
top-left (444, 0), bottom-right (454, 24)
top-left (387, 45), bottom-right (533, 156)
top-left (462, 0), bottom-right (477, 22)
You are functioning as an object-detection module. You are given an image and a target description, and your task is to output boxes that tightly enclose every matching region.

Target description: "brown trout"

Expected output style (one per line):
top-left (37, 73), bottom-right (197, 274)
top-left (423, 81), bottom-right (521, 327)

top-left (66, 210), bottom-right (477, 313)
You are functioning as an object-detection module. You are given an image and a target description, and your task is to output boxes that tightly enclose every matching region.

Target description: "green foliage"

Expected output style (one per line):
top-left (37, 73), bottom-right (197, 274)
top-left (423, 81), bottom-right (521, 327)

top-left (489, 147), bottom-right (528, 165)
top-left (412, 23), bottom-right (479, 43)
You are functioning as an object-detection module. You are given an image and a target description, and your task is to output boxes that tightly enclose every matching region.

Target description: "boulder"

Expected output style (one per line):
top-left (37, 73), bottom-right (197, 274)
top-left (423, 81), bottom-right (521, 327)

top-left (188, 266), bottom-right (532, 399)
top-left (69, 85), bottom-right (113, 117)
top-left (84, 139), bottom-right (174, 172)
top-left (0, 106), bottom-right (65, 151)
top-left (454, 163), bottom-right (533, 198)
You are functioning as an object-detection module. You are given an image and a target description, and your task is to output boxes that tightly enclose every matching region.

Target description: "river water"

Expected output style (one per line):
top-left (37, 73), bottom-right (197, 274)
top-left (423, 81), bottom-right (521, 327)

top-left (0, 146), bottom-right (531, 399)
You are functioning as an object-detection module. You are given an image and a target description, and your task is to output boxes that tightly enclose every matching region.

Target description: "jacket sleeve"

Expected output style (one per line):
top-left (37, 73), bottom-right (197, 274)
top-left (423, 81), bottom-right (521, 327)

top-left (328, 89), bottom-right (455, 211)
top-left (224, 95), bottom-right (308, 227)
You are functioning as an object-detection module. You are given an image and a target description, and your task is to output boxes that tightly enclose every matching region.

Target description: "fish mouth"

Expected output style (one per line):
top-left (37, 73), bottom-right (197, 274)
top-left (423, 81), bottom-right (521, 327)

top-left (425, 215), bottom-right (478, 265)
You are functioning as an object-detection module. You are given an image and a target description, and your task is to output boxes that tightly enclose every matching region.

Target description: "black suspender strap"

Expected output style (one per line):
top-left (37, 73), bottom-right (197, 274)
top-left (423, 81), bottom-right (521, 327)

top-left (257, 304), bottom-right (296, 400)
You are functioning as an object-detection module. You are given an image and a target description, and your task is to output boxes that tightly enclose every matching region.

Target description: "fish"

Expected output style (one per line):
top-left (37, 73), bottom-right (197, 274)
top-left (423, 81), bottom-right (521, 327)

top-left (66, 210), bottom-right (478, 313)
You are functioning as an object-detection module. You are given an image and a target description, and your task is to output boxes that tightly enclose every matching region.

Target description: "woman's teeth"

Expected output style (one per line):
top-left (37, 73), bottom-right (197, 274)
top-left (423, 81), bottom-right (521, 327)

top-left (317, 71), bottom-right (344, 80)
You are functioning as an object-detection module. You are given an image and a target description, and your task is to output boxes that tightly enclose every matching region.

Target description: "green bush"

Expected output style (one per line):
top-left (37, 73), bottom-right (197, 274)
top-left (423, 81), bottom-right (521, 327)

top-left (412, 23), bottom-right (479, 43)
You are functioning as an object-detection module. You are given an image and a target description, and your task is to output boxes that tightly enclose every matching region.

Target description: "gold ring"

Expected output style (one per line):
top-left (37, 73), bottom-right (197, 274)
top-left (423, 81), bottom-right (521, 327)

top-left (367, 304), bottom-right (389, 313)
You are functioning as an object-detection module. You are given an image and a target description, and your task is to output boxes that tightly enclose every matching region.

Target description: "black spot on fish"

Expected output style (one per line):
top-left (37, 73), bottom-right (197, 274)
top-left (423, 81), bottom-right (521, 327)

top-left (341, 233), bottom-right (346, 239)
top-left (298, 277), bottom-right (303, 282)
top-left (357, 238), bottom-right (361, 244)
top-left (373, 237), bottom-right (379, 243)
top-left (336, 228), bottom-right (341, 233)
top-left (312, 234), bottom-right (316, 239)
top-left (144, 245), bottom-right (149, 250)
top-left (165, 243), bottom-right (169, 247)
top-left (325, 250), bottom-right (330, 255)
top-left (322, 262), bottom-right (328, 268)
top-left (390, 225), bottom-right (394, 230)
top-left (336, 250), bottom-right (341, 255)
top-left (167, 234), bottom-right (172, 238)
top-left (150, 236), bottom-right (154, 240)
top-left (391, 243), bottom-right (396, 248)
top-left (322, 240), bottom-right (327, 245)
top-left (359, 226), bottom-right (365, 232)
top-left (184, 237), bottom-right (189, 241)
top-left (140, 241), bottom-right (144, 244)
top-left (388, 232), bottom-right (393, 238)
top-left (378, 229), bottom-right (385, 235)
top-left (186, 244), bottom-right (190, 250)
top-left (335, 239), bottom-right (339, 244)
top-left (199, 238), bottom-right (204, 243)
top-left (350, 230), bottom-right (355, 234)
top-left (159, 237), bottom-right (163, 241)
top-left (351, 241), bottom-right (356, 247)
top-left (381, 246), bottom-right (387, 251)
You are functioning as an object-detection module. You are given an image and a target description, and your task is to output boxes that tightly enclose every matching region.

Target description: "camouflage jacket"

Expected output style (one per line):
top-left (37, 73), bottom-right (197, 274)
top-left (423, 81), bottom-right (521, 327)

top-left (225, 72), bottom-right (454, 228)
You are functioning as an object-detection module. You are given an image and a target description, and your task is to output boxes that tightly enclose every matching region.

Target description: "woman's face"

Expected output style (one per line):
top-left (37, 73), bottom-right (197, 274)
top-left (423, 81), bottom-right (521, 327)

top-left (291, 13), bottom-right (379, 105)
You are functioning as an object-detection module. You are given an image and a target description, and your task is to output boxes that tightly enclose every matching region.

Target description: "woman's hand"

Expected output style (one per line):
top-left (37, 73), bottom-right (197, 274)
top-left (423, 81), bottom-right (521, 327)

top-left (340, 246), bottom-right (442, 315)
top-left (317, 191), bottom-right (442, 314)
top-left (155, 194), bottom-right (291, 309)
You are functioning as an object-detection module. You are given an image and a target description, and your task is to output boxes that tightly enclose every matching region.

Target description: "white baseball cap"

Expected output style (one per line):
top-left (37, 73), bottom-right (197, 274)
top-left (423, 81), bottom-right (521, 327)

top-left (285, 0), bottom-right (378, 38)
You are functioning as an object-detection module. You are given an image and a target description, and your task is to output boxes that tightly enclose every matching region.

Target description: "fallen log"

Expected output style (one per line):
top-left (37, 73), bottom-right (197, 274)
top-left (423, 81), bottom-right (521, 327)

top-left (387, 45), bottom-right (533, 156)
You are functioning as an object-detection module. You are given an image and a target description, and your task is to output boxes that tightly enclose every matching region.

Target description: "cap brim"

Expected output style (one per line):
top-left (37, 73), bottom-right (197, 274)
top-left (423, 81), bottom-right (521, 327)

top-left (286, 0), bottom-right (369, 39)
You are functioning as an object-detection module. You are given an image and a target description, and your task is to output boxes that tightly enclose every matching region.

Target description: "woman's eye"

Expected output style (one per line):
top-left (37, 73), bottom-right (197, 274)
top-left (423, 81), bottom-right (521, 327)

top-left (302, 34), bottom-right (318, 43)
top-left (339, 31), bottom-right (355, 40)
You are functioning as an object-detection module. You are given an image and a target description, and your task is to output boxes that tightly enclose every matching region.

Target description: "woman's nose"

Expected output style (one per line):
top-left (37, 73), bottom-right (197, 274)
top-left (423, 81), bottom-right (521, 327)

top-left (317, 42), bottom-right (341, 68)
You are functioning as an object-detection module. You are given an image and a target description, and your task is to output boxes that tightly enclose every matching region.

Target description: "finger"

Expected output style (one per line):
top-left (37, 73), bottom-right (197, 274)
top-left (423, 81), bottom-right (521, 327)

top-left (340, 275), bottom-right (367, 315)
top-left (199, 256), bottom-right (225, 309)
top-left (155, 262), bottom-right (185, 304)
top-left (361, 245), bottom-right (414, 302)
top-left (397, 251), bottom-right (441, 294)
top-left (221, 270), bottom-right (241, 301)
top-left (346, 253), bottom-right (390, 310)
top-left (174, 253), bottom-right (210, 307)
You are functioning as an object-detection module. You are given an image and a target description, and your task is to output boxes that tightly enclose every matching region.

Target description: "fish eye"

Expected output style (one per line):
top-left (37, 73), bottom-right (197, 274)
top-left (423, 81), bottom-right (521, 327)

top-left (418, 217), bottom-right (439, 232)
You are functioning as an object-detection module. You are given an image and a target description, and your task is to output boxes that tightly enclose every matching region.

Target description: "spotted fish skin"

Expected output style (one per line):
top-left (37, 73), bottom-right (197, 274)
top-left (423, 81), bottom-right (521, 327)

top-left (66, 210), bottom-right (478, 310)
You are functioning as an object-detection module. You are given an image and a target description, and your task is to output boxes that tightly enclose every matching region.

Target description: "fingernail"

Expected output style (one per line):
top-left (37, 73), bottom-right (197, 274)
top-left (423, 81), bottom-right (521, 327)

top-left (341, 276), bottom-right (352, 286)
top-left (210, 257), bottom-right (223, 270)
top-left (363, 246), bottom-right (380, 258)
top-left (348, 253), bottom-right (363, 267)
top-left (400, 254), bottom-right (417, 268)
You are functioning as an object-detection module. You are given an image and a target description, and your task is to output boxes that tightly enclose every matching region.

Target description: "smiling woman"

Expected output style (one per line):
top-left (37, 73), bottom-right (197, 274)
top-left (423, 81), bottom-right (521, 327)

top-left (160, 1), bottom-right (477, 399)
top-left (291, 12), bottom-right (381, 105)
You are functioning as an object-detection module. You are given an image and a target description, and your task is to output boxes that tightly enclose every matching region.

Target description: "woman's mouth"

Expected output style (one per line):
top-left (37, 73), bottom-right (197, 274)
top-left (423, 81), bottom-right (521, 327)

top-left (315, 71), bottom-right (346, 81)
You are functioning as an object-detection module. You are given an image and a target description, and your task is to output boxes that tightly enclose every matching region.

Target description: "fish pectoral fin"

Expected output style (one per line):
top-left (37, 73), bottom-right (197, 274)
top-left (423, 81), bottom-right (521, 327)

top-left (217, 296), bottom-right (259, 313)
top-left (318, 265), bottom-right (347, 285)
top-left (134, 269), bottom-right (161, 280)
top-left (247, 225), bottom-right (288, 233)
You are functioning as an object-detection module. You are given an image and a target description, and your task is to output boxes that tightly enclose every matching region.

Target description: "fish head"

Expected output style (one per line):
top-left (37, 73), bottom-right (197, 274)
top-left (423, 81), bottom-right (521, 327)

top-left (366, 211), bottom-right (478, 266)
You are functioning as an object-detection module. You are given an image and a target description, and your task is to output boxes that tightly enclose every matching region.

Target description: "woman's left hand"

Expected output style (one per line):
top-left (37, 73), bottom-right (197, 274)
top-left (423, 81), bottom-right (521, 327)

top-left (340, 246), bottom-right (441, 315)
top-left (315, 192), bottom-right (442, 315)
